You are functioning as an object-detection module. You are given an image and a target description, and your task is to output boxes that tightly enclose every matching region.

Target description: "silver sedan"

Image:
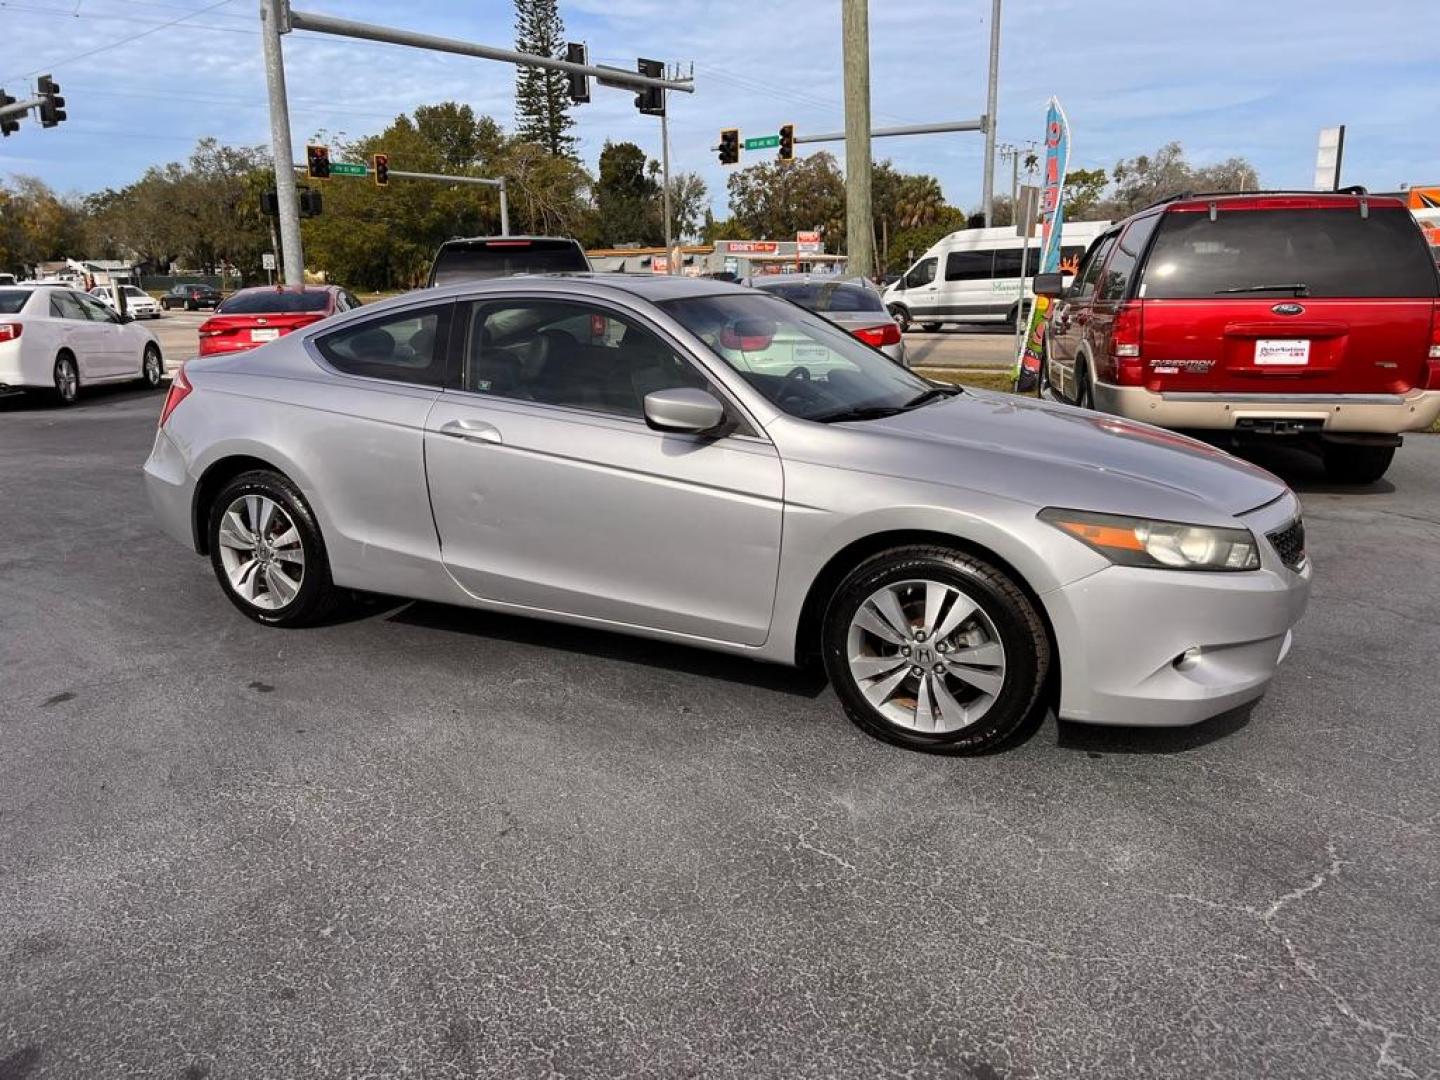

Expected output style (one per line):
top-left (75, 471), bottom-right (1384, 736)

top-left (145, 274), bottom-right (1311, 754)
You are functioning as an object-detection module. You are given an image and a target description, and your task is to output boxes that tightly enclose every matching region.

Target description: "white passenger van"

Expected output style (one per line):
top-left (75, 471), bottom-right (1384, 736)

top-left (882, 220), bottom-right (1111, 331)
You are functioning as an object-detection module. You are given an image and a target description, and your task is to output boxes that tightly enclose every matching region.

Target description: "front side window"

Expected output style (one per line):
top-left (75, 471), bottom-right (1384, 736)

top-left (661, 292), bottom-right (935, 423)
top-left (904, 258), bottom-right (937, 289)
top-left (316, 304), bottom-right (450, 386)
top-left (463, 299), bottom-right (710, 418)
top-left (1071, 235), bottom-right (1116, 300)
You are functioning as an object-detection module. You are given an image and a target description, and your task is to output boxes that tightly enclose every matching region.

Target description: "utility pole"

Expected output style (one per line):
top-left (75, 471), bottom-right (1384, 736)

top-left (660, 88), bottom-right (674, 273)
top-left (842, 0), bottom-right (873, 279)
top-left (261, 0), bottom-right (304, 286)
top-left (982, 0), bottom-right (1002, 226)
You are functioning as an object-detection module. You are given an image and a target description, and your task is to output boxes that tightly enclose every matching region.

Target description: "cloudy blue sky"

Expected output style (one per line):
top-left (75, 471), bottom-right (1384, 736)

top-left (0, 0), bottom-right (1434, 216)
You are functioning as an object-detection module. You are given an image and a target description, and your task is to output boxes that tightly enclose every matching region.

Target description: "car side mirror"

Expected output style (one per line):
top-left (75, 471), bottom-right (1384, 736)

top-left (1033, 272), bottom-right (1066, 299)
top-left (120, 313), bottom-right (135, 323)
top-left (643, 387), bottom-right (727, 435)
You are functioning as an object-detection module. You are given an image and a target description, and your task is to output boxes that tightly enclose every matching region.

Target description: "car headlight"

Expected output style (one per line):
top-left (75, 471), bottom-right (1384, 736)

top-left (1039, 508), bottom-right (1260, 571)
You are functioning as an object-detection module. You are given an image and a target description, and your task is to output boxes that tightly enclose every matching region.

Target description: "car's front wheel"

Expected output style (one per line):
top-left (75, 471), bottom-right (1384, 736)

top-left (822, 546), bottom-right (1051, 754)
top-left (888, 304), bottom-right (912, 333)
top-left (208, 470), bottom-right (339, 627)
top-left (140, 344), bottom-right (163, 388)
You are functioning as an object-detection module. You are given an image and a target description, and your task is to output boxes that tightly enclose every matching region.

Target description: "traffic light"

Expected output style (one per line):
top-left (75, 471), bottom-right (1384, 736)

top-left (306, 144), bottom-right (330, 180)
top-left (372, 153), bottom-right (389, 187)
top-left (36, 74), bottom-right (65, 128)
top-left (778, 123), bottom-right (795, 163)
top-left (298, 188), bottom-right (323, 218)
top-left (0, 91), bottom-right (18, 138)
top-left (718, 128), bottom-right (739, 166)
top-left (634, 57), bottom-right (665, 116)
top-left (565, 42), bottom-right (590, 104)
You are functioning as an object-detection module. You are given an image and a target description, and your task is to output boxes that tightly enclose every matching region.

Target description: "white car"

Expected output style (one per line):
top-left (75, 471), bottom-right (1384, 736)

top-left (0, 284), bottom-right (165, 404)
top-left (90, 283), bottom-right (163, 319)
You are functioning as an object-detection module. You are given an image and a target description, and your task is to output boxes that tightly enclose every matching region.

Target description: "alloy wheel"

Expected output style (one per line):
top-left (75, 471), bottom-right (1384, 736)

top-left (54, 356), bottom-right (78, 403)
top-left (846, 578), bottom-right (1007, 734)
top-left (216, 494), bottom-right (306, 610)
top-left (143, 347), bottom-right (162, 386)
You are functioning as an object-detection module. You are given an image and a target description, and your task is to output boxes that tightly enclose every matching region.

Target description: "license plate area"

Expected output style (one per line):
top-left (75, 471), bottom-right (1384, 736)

top-left (250, 328), bottom-right (280, 342)
top-left (1253, 339), bottom-right (1310, 366)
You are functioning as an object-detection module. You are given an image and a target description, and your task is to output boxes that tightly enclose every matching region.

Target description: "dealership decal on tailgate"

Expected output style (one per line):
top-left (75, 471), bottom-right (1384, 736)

top-left (1254, 339), bottom-right (1311, 365)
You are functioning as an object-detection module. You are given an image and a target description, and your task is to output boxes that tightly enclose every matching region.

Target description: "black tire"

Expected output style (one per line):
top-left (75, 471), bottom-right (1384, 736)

top-left (207, 470), bottom-right (340, 627)
top-left (1075, 361), bottom-right (1094, 410)
top-left (1322, 443), bottom-right (1395, 485)
top-left (52, 352), bottom-right (79, 406)
top-left (822, 545), bottom-right (1051, 755)
top-left (185, 299), bottom-right (197, 311)
top-left (888, 305), bottom-right (912, 333)
top-left (920, 322), bottom-right (943, 333)
top-left (140, 344), bottom-right (163, 388)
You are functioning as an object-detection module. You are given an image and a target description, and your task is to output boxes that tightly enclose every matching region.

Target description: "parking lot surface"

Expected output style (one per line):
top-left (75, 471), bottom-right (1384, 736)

top-left (2, 387), bottom-right (1437, 1079)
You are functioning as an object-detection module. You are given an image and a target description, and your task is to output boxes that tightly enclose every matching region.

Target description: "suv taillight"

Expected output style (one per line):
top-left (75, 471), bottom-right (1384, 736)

top-left (159, 365), bottom-right (192, 427)
top-left (1110, 302), bottom-right (1145, 384)
top-left (853, 322), bottom-right (902, 348)
top-left (0, 322), bottom-right (21, 342)
top-left (1426, 303), bottom-right (1440, 389)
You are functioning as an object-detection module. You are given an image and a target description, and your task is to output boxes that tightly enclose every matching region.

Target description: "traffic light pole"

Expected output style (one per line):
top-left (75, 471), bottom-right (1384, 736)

top-left (660, 99), bottom-right (674, 273)
top-left (261, 0), bottom-right (305, 286)
top-left (292, 165), bottom-right (511, 236)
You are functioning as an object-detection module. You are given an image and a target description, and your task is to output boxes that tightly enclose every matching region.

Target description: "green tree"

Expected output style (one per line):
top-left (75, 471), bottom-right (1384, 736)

top-left (513, 0), bottom-right (576, 158)
top-left (885, 205), bottom-right (967, 276)
top-left (1063, 167), bottom-right (1109, 220)
top-left (1102, 142), bottom-right (1260, 217)
top-left (594, 141), bottom-right (662, 246)
top-left (665, 172), bottom-right (708, 241)
top-left (726, 151), bottom-right (845, 246)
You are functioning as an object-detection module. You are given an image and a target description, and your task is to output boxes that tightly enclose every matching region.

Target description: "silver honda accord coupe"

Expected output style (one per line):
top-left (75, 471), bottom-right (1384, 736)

top-left (145, 274), bottom-right (1311, 754)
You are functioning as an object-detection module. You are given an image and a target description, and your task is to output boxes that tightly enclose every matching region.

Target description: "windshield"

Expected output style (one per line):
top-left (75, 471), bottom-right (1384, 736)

top-left (1141, 207), bottom-right (1440, 299)
top-left (217, 290), bottom-right (331, 314)
top-left (755, 280), bottom-right (885, 313)
top-left (0, 290), bottom-right (28, 314)
top-left (661, 292), bottom-right (933, 422)
top-left (430, 240), bottom-right (588, 285)
top-left (122, 286), bottom-right (146, 298)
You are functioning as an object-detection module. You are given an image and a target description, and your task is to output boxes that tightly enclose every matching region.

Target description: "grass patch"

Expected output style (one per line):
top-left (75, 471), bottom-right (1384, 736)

top-left (914, 366), bottom-right (1017, 394)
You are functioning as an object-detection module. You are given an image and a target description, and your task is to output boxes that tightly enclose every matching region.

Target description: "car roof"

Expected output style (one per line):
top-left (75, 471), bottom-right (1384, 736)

top-left (441, 235), bottom-right (582, 247)
top-left (227, 284), bottom-right (338, 297)
top-left (1151, 190), bottom-right (1409, 215)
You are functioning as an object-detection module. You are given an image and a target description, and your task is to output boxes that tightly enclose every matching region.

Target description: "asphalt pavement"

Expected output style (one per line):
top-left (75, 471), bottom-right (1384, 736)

top-left (2, 386), bottom-right (1437, 1079)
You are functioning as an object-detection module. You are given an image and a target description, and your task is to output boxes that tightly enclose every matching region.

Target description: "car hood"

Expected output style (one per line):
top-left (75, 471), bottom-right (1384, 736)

top-left (815, 389), bottom-right (1289, 521)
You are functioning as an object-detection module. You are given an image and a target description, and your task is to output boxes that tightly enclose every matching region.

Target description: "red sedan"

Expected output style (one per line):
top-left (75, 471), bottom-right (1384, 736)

top-left (197, 285), bottom-right (360, 357)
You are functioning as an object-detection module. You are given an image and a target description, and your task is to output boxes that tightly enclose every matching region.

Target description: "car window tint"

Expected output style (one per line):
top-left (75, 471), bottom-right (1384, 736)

top-left (0, 290), bottom-right (28, 315)
top-left (944, 251), bottom-right (993, 281)
top-left (1097, 216), bottom-right (1158, 302)
top-left (464, 300), bottom-right (710, 418)
top-left (1141, 206), bottom-right (1440, 299)
top-left (430, 240), bottom-right (589, 285)
top-left (219, 290), bottom-right (331, 314)
top-left (72, 293), bottom-right (114, 322)
top-left (905, 257), bottom-right (937, 288)
top-left (758, 282), bottom-right (883, 312)
top-left (1071, 236), bottom-right (1116, 300)
top-left (316, 305), bottom-right (450, 386)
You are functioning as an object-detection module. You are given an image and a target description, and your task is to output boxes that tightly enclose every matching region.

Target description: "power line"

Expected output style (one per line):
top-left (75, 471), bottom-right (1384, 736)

top-left (0, 0), bottom-right (238, 84)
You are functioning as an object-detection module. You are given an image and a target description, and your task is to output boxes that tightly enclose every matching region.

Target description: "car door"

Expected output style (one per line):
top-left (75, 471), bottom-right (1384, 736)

top-left (48, 291), bottom-right (110, 380)
top-left (423, 294), bottom-right (785, 647)
top-left (1047, 233), bottom-right (1115, 401)
top-left (899, 256), bottom-right (940, 322)
top-left (74, 291), bottom-right (133, 377)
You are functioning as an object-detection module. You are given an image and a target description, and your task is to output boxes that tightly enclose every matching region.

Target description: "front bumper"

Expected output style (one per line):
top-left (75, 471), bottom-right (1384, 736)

top-left (1043, 496), bottom-right (1311, 727)
top-left (1093, 381), bottom-right (1440, 435)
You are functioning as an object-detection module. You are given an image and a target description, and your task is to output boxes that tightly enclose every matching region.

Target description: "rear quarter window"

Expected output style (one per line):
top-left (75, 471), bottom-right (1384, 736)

top-left (1140, 206), bottom-right (1440, 299)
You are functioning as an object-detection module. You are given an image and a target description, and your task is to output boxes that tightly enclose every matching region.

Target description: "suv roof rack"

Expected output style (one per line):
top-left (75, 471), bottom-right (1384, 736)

top-left (1142, 186), bottom-right (1372, 211)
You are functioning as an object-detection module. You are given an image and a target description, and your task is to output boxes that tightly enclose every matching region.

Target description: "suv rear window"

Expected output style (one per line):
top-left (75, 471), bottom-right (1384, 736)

top-left (1140, 207), bottom-right (1440, 299)
top-left (429, 239), bottom-right (589, 286)
top-left (217, 290), bottom-right (331, 314)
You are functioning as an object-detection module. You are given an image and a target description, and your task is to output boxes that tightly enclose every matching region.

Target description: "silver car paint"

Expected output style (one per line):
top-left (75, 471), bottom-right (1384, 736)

top-left (146, 274), bottom-right (1311, 727)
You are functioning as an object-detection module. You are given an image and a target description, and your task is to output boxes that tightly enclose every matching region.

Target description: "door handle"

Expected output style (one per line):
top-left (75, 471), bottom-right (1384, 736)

top-left (439, 418), bottom-right (503, 444)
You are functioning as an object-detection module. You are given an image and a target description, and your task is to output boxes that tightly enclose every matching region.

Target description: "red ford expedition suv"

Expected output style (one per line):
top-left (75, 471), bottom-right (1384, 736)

top-left (1035, 190), bottom-right (1440, 483)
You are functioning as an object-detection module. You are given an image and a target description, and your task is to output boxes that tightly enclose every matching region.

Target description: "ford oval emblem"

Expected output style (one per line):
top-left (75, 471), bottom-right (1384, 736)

top-left (1272, 302), bottom-right (1305, 316)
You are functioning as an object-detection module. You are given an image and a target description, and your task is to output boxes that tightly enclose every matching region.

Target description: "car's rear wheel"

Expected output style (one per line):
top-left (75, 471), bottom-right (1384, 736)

top-left (140, 344), bottom-right (162, 388)
top-left (822, 546), bottom-right (1050, 754)
top-left (208, 471), bottom-right (339, 627)
top-left (52, 353), bottom-right (79, 406)
top-left (1075, 362), bottom-right (1094, 410)
top-left (1322, 443), bottom-right (1395, 485)
top-left (185, 299), bottom-right (196, 311)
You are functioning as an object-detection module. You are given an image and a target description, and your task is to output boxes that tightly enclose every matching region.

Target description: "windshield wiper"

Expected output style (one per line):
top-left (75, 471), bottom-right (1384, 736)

top-left (904, 385), bottom-right (962, 409)
top-left (812, 405), bottom-right (908, 424)
top-left (1215, 282), bottom-right (1309, 296)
